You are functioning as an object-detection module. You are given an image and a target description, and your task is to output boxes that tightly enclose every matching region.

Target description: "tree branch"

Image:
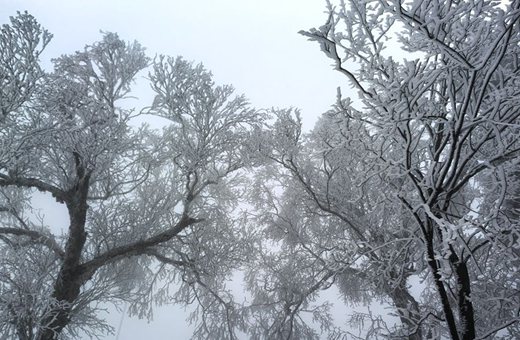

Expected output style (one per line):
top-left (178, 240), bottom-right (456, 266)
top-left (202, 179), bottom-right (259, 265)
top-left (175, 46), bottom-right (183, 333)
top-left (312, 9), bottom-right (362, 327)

top-left (79, 215), bottom-right (202, 276)
top-left (0, 174), bottom-right (67, 203)
top-left (0, 227), bottom-right (64, 258)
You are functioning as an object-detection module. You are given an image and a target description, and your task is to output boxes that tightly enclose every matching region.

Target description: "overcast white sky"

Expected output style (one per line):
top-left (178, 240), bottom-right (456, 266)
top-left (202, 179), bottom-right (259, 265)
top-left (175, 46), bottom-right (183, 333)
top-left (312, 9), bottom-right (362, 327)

top-left (1, 1), bottom-right (354, 339)
top-left (2, 0), bottom-right (347, 130)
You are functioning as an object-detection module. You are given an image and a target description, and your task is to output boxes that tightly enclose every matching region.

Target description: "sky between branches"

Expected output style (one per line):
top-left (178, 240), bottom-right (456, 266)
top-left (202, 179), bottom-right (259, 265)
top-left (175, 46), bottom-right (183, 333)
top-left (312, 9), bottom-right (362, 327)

top-left (0, 1), bottom-right (351, 339)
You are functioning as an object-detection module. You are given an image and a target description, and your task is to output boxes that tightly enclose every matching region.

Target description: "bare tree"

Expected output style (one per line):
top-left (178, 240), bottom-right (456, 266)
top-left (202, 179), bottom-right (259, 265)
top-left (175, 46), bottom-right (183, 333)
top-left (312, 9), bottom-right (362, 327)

top-left (247, 108), bottom-right (423, 339)
top-left (301, 0), bottom-right (520, 339)
top-left (0, 14), bottom-right (262, 340)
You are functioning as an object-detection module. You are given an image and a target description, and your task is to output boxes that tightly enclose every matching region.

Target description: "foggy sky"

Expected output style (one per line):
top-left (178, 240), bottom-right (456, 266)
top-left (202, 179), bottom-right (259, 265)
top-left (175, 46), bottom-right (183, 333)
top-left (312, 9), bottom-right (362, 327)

top-left (1, 1), bottom-right (349, 339)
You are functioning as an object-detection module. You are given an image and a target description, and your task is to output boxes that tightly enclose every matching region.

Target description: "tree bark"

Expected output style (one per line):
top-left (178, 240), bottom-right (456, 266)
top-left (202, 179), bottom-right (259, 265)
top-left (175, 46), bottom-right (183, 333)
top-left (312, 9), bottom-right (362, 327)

top-left (388, 282), bottom-right (423, 340)
top-left (35, 173), bottom-right (90, 340)
top-left (451, 254), bottom-right (475, 340)
top-left (31, 167), bottom-right (201, 339)
top-left (425, 226), bottom-right (461, 340)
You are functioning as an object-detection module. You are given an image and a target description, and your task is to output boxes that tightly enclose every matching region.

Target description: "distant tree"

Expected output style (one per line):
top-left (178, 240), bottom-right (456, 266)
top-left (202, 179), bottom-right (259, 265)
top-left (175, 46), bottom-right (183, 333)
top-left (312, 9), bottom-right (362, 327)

top-left (247, 108), bottom-right (423, 339)
top-left (300, 0), bottom-right (520, 339)
top-left (0, 13), bottom-right (261, 340)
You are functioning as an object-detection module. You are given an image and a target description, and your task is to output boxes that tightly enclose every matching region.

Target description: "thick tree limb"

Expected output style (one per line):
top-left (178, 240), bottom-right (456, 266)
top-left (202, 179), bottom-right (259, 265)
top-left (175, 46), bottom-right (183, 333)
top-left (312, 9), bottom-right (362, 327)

top-left (79, 215), bottom-right (202, 276)
top-left (0, 174), bottom-right (67, 203)
top-left (0, 227), bottom-right (64, 258)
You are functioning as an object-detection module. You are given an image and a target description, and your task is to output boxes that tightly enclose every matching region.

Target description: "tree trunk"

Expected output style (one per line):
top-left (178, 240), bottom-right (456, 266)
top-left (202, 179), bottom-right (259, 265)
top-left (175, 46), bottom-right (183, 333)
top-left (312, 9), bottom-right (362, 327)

top-left (425, 226), bottom-right (461, 340)
top-left (35, 173), bottom-right (90, 340)
top-left (389, 282), bottom-right (422, 340)
top-left (36, 279), bottom-right (84, 340)
top-left (451, 254), bottom-right (475, 340)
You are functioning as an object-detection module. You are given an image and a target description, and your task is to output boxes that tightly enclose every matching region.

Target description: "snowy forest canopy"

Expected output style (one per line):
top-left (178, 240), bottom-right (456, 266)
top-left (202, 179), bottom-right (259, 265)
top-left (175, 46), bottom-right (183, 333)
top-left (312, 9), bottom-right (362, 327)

top-left (1, 0), bottom-right (520, 339)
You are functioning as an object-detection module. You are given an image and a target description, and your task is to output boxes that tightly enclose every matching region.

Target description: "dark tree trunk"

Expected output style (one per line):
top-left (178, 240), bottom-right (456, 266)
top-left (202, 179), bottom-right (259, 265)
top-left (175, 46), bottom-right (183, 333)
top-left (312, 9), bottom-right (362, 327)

top-left (425, 225), bottom-right (461, 340)
top-left (451, 254), bottom-right (475, 340)
top-left (36, 172), bottom-right (90, 340)
top-left (31, 166), bottom-right (199, 340)
top-left (424, 219), bottom-right (477, 340)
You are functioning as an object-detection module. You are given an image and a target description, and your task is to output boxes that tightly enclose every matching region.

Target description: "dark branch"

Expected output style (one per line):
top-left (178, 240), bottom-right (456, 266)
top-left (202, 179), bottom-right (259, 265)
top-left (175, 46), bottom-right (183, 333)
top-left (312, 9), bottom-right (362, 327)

top-left (0, 174), bottom-right (67, 203)
top-left (79, 215), bottom-right (202, 276)
top-left (0, 227), bottom-right (64, 258)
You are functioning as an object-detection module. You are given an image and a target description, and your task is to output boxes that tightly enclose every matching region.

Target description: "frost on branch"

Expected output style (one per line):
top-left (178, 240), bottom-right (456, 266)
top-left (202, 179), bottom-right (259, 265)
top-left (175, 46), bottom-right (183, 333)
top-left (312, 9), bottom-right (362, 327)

top-left (0, 14), bottom-right (263, 340)
top-left (0, 12), bottom-right (51, 120)
top-left (246, 103), bottom-right (424, 339)
top-left (301, 0), bottom-right (520, 338)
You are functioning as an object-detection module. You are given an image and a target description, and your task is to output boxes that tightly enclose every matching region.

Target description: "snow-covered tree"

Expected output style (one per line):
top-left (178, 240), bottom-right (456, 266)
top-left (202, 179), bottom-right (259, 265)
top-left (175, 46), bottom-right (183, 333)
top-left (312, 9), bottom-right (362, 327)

top-left (300, 0), bottom-right (520, 338)
top-left (0, 13), bottom-right (262, 340)
top-left (247, 108), bottom-right (424, 339)
top-left (0, 12), bottom-right (51, 121)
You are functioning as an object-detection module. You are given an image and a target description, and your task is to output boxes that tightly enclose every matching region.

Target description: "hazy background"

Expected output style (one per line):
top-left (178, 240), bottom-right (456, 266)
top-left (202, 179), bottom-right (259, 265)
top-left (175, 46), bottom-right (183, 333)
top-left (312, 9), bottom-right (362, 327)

top-left (2, 0), bottom-right (347, 129)
top-left (1, 1), bottom-right (353, 338)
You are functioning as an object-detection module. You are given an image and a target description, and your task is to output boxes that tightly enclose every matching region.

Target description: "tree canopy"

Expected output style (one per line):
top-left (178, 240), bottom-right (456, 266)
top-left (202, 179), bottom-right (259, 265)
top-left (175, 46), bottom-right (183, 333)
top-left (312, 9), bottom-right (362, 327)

top-left (0, 11), bottom-right (262, 340)
top-left (1, 1), bottom-right (520, 339)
